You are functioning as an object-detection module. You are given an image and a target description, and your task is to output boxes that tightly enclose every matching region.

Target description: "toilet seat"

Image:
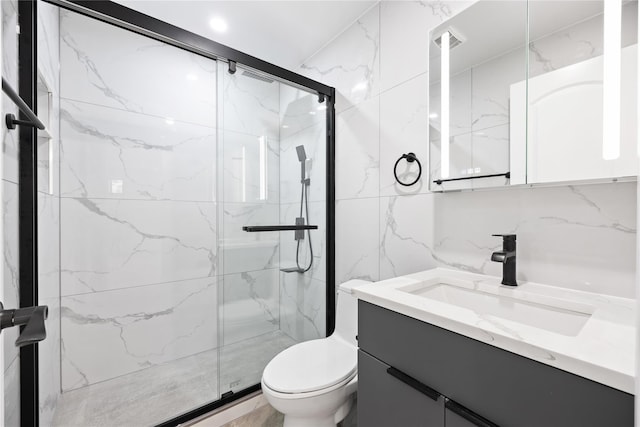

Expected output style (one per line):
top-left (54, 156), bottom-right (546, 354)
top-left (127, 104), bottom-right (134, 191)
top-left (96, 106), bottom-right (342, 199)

top-left (262, 337), bottom-right (357, 395)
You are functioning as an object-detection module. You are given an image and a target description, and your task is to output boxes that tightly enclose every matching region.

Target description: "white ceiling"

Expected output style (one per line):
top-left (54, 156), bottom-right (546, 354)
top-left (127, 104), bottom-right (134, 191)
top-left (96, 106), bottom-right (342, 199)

top-left (114, 1), bottom-right (377, 70)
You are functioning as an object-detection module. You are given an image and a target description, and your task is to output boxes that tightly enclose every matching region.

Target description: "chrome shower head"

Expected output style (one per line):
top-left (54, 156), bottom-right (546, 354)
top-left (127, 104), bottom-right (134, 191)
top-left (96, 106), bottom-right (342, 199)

top-left (296, 145), bottom-right (307, 162)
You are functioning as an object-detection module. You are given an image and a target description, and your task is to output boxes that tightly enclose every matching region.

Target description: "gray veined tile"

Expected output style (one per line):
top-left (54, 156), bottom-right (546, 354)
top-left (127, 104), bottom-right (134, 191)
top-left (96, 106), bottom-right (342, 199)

top-left (61, 198), bottom-right (218, 295)
top-left (279, 273), bottom-right (326, 342)
top-left (223, 69), bottom-right (280, 139)
top-left (60, 277), bottom-right (219, 391)
top-left (300, 4), bottom-right (380, 113)
top-left (379, 194), bottom-right (437, 281)
top-left (335, 97), bottom-right (380, 201)
top-left (60, 10), bottom-right (216, 127)
top-left (222, 269), bottom-right (280, 346)
top-left (60, 99), bottom-right (217, 202)
top-left (222, 203), bottom-right (280, 274)
top-left (336, 198), bottom-right (379, 283)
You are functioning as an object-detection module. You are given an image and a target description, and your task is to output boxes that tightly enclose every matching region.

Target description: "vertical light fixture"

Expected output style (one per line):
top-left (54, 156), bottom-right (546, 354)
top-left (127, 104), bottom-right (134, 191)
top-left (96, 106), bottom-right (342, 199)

top-left (241, 146), bottom-right (246, 202)
top-left (259, 136), bottom-right (267, 201)
top-left (603, 0), bottom-right (622, 160)
top-left (441, 31), bottom-right (451, 178)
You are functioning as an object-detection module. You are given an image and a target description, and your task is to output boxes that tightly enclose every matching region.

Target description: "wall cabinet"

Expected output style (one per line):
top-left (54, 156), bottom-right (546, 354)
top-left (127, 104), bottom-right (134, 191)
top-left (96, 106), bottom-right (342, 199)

top-left (357, 301), bottom-right (634, 427)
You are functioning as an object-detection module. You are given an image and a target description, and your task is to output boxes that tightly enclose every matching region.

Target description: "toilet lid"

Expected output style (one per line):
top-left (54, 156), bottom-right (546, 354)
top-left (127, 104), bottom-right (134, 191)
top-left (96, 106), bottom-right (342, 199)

top-left (262, 338), bottom-right (357, 394)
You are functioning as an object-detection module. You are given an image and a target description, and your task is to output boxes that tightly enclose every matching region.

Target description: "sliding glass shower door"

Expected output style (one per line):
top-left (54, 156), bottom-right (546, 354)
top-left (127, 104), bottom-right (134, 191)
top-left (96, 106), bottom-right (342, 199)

top-left (28, 4), bottom-right (330, 426)
top-left (50, 8), bottom-right (221, 426)
top-left (218, 65), bottom-right (328, 394)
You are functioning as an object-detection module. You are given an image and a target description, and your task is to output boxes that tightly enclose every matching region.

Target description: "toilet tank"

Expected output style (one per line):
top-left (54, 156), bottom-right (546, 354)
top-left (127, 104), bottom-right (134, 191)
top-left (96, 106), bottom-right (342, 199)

top-left (333, 279), bottom-right (371, 346)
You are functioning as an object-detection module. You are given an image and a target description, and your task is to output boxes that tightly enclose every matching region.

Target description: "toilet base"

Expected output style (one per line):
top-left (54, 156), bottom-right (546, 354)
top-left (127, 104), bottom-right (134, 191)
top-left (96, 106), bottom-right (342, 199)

top-left (282, 395), bottom-right (353, 427)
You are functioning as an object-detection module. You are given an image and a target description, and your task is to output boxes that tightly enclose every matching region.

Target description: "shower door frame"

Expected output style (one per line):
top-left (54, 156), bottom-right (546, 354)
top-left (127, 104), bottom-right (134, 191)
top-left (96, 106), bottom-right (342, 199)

top-left (17, 1), bottom-right (336, 425)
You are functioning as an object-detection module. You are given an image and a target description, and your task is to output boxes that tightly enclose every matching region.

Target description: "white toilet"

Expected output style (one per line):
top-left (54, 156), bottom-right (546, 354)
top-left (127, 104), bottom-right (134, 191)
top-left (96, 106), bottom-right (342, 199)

top-left (261, 279), bottom-right (370, 427)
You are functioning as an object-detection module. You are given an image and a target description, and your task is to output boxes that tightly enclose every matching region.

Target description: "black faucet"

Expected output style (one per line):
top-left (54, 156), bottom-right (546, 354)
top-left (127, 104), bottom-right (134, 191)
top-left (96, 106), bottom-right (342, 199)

top-left (491, 234), bottom-right (517, 286)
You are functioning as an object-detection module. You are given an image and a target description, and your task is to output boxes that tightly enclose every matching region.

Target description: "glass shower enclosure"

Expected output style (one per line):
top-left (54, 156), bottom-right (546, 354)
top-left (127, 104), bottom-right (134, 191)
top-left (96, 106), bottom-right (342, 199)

top-left (14, 2), bottom-right (334, 426)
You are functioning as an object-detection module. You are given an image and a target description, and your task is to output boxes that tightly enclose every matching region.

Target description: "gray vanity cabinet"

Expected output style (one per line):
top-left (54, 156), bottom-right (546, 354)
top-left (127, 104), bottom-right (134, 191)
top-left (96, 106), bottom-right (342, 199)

top-left (357, 301), bottom-right (634, 427)
top-left (359, 350), bottom-right (445, 427)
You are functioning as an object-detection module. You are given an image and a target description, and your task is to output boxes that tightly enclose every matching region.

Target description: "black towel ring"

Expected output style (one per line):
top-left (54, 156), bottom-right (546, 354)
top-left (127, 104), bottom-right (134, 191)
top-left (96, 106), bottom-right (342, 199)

top-left (394, 152), bottom-right (422, 187)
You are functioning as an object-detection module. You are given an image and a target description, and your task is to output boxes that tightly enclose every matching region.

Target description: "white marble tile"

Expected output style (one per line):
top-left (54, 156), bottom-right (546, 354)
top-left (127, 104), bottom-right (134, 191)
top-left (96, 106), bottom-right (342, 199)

top-left (60, 99), bottom-right (217, 201)
top-left (335, 97), bottom-right (380, 200)
top-left (527, 3), bottom-right (636, 79)
top-left (279, 84), bottom-right (325, 140)
top-left (223, 130), bottom-right (278, 204)
top-left (2, 0), bottom-right (19, 184)
top-left (60, 10), bottom-right (216, 127)
top-left (280, 273), bottom-right (325, 342)
top-left (279, 122), bottom-right (326, 204)
top-left (300, 5), bottom-right (380, 113)
top-left (222, 269), bottom-right (279, 346)
top-left (4, 354), bottom-right (19, 427)
top-left (38, 193), bottom-right (60, 300)
top-left (432, 182), bottom-right (636, 298)
top-left (336, 198), bottom-right (379, 283)
top-left (279, 201), bottom-right (326, 283)
top-left (2, 181), bottom-right (19, 367)
top-left (38, 194), bottom-right (61, 426)
top-left (223, 68), bottom-right (280, 139)
top-left (471, 47), bottom-right (525, 132)
top-left (61, 276), bottom-right (219, 391)
top-left (37, 2), bottom-right (60, 95)
top-left (471, 124), bottom-right (510, 189)
top-left (379, 194), bottom-right (437, 281)
top-left (380, 74), bottom-right (429, 196)
top-left (222, 203), bottom-right (279, 275)
top-left (61, 198), bottom-right (217, 295)
top-left (380, 0), bottom-right (473, 92)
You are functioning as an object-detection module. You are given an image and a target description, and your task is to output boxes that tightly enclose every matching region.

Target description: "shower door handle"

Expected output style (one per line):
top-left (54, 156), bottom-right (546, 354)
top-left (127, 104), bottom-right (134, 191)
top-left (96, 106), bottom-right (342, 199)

top-left (242, 224), bottom-right (318, 232)
top-left (0, 301), bottom-right (48, 347)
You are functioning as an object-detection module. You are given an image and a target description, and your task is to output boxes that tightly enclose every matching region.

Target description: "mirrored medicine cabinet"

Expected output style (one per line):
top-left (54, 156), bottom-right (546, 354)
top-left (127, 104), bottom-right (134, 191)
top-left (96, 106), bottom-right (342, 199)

top-left (428, 0), bottom-right (639, 191)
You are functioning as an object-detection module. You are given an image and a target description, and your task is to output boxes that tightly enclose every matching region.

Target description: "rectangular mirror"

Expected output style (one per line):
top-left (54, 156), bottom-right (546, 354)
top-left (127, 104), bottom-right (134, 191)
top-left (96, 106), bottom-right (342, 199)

top-left (429, 0), bottom-right (639, 191)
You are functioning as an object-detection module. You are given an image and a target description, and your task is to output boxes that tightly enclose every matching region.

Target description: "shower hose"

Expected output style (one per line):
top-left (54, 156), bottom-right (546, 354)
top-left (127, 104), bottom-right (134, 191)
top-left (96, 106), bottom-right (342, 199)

top-left (296, 181), bottom-right (313, 273)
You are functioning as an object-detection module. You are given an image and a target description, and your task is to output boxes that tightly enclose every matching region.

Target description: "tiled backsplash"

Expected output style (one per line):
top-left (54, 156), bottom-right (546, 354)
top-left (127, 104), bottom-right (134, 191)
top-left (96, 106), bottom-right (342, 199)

top-left (298, 0), bottom-right (637, 299)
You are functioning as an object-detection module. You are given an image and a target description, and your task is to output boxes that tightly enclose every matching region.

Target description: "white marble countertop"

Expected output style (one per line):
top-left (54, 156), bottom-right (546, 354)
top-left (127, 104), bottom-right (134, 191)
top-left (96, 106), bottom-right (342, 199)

top-left (353, 267), bottom-right (636, 394)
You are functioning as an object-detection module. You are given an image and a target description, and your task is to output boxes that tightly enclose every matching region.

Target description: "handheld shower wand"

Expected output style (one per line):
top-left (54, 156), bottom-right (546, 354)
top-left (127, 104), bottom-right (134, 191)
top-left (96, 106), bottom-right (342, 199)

top-left (280, 145), bottom-right (314, 274)
top-left (296, 145), bottom-right (309, 185)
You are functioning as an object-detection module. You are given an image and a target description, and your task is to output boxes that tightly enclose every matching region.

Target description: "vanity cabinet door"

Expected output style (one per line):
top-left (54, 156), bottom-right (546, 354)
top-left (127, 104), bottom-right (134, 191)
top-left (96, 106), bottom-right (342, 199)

top-left (359, 301), bottom-right (634, 427)
top-left (445, 400), bottom-right (498, 427)
top-left (358, 350), bottom-right (445, 427)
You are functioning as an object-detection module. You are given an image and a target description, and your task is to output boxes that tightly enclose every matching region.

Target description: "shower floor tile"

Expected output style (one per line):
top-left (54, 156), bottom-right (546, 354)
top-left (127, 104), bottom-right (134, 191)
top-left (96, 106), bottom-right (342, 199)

top-left (52, 330), bottom-right (296, 427)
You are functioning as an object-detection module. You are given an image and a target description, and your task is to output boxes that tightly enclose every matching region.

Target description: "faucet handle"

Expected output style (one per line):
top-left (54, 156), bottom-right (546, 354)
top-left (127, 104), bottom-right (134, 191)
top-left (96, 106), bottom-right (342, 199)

top-left (492, 234), bottom-right (516, 240)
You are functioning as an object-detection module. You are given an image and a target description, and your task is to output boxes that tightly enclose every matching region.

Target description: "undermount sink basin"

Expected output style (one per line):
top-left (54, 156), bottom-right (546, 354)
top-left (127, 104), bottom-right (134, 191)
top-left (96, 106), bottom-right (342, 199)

top-left (400, 281), bottom-right (593, 336)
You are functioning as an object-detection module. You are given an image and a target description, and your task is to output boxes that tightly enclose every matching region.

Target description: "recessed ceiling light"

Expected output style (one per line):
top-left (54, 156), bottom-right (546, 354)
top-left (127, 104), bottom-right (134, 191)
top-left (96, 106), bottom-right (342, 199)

top-left (209, 16), bottom-right (228, 33)
top-left (186, 73), bottom-right (198, 81)
top-left (282, 125), bottom-right (289, 129)
top-left (309, 111), bottom-right (316, 116)
top-left (165, 118), bottom-right (175, 125)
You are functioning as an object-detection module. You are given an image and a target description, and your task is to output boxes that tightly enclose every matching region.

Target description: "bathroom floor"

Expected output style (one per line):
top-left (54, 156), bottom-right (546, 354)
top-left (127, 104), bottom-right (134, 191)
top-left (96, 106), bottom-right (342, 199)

top-left (52, 331), bottom-right (296, 427)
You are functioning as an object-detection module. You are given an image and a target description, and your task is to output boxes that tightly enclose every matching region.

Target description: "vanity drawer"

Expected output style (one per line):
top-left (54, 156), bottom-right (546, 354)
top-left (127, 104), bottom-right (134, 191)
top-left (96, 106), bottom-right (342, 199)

top-left (358, 350), bottom-right (445, 427)
top-left (358, 300), bottom-right (633, 427)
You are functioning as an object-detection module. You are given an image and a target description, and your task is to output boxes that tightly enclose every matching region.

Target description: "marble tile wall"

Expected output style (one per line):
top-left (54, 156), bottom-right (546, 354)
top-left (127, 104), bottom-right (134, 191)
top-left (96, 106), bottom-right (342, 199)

top-left (298, 0), bottom-right (637, 299)
top-left (59, 10), bottom-right (219, 391)
top-left (277, 84), bottom-right (328, 342)
top-left (2, 0), bottom-right (21, 425)
top-left (37, 3), bottom-right (62, 424)
top-left (219, 68), bottom-right (285, 349)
